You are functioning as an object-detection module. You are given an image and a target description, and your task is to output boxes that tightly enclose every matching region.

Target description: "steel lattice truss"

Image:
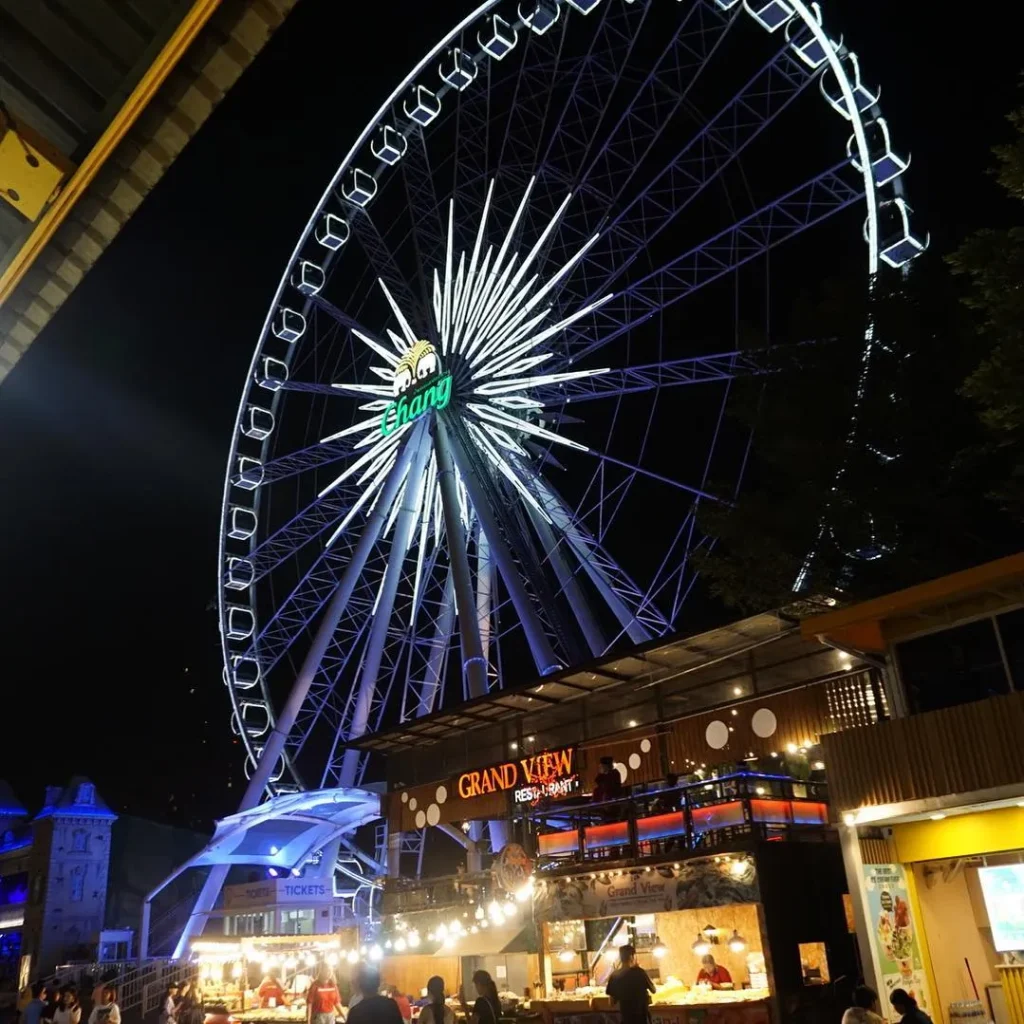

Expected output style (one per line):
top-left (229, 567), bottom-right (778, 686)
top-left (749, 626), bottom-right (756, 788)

top-left (216, 0), bottom-right (926, 819)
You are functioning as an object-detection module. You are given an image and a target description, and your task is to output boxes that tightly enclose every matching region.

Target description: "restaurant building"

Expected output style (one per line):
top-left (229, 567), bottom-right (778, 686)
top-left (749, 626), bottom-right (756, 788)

top-left (349, 606), bottom-right (890, 1024)
top-left (804, 554), bottom-right (1024, 1024)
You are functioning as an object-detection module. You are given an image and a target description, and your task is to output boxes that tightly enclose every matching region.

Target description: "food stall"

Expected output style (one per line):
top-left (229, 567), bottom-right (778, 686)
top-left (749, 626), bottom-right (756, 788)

top-left (529, 855), bottom-right (773, 1024)
top-left (191, 932), bottom-right (359, 1019)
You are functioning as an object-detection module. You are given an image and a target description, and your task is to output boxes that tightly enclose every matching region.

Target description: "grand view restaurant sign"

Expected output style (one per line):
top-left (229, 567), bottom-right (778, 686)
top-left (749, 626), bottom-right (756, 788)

top-left (457, 746), bottom-right (579, 805)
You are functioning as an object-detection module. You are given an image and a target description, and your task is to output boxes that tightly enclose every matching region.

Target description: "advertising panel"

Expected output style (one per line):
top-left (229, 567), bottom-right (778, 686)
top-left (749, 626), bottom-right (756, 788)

top-left (861, 864), bottom-right (933, 1014)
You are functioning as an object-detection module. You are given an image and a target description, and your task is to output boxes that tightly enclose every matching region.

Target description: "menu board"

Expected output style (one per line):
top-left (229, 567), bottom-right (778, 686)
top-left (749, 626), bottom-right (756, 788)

top-left (978, 864), bottom-right (1024, 952)
top-left (861, 864), bottom-right (933, 1014)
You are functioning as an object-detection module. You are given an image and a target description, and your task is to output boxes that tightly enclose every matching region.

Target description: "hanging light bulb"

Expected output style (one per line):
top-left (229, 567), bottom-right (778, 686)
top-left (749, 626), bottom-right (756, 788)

top-left (692, 934), bottom-right (711, 956)
top-left (603, 948), bottom-right (618, 961)
top-left (231, 963), bottom-right (243, 979)
top-left (346, 950), bottom-right (358, 965)
top-left (327, 953), bottom-right (339, 966)
top-left (702, 924), bottom-right (717, 940)
top-left (395, 938), bottom-right (407, 953)
top-left (558, 949), bottom-right (575, 963)
top-left (503, 902), bottom-right (517, 919)
top-left (728, 930), bottom-right (746, 953)
top-left (408, 932), bottom-right (421, 948)
top-left (652, 938), bottom-right (667, 959)
top-left (475, 905), bottom-right (485, 920)
top-left (369, 945), bottom-right (383, 962)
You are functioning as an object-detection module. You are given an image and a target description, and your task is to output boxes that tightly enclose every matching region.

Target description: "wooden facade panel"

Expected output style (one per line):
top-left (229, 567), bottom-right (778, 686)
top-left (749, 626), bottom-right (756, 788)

top-left (659, 682), bottom-right (854, 771)
top-left (820, 691), bottom-right (1024, 811)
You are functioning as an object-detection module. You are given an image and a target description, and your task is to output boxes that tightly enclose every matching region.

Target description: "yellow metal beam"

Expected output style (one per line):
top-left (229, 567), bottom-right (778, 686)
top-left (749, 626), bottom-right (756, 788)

top-left (0, 0), bottom-right (222, 309)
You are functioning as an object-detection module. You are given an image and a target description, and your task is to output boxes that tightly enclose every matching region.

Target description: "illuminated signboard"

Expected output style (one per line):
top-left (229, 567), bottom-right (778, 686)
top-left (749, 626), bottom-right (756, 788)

top-left (457, 747), bottom-right (579, 804)
top-left (380, 340), bottom-right (452, 436)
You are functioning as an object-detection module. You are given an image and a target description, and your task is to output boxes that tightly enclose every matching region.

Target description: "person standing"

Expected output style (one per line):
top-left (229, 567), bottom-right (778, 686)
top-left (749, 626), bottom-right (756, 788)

top-left (842, 985), bottom-right (885, 1024)
top-left (158, 984), bottom-right (178, 1024)
top-left (890, 989), bottom-right (933, 1024)
top-left (87, 987), bottom-right (120, 1024)
top-left (386, 987), bottom-right (411, 1024)
top-left (53, 987), bottom-right (82, 1024)
top-left (606, 945), bottom-right (655, 1024)
top-left (459, 971), bottom-right (500, 1024)
top-left (417, 978), bottom-right (453, 1024)
top-left (344, 966), bottom-right (402, 1024)
top-left (257, 975), bottom-right (288, 1009)
top-left (306, 968), bottom-right (342, 1024)
top-left (21, 983), bottom-right (48, 1024)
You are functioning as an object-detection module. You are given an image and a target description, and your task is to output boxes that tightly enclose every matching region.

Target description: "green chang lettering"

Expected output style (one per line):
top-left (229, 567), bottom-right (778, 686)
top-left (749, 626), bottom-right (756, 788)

top-left (380, 372), bottom-right (453, 436)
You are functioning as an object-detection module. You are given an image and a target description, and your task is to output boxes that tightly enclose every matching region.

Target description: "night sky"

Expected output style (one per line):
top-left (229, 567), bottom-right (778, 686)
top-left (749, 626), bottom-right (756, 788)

top-left (0, 1), bottom-right (1018, 832)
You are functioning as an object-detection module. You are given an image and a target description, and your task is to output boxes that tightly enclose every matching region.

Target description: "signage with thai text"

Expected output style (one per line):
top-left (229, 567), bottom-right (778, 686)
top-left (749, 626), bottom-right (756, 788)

top-left (457, 747), bottom-right (578, 803)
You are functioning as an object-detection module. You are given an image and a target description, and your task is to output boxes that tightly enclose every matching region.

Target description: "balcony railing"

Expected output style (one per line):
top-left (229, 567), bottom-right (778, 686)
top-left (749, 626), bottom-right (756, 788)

top-left (526, 771), bottom-right (829, 869)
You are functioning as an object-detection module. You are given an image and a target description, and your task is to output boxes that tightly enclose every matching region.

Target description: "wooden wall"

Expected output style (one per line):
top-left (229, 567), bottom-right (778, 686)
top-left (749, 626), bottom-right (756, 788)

top-left (820, 690), bottom-right (1024, 811)
top-left (378, 954), bottom-right (461, 999)
top-left (385, 673), bottom-right (884, 830)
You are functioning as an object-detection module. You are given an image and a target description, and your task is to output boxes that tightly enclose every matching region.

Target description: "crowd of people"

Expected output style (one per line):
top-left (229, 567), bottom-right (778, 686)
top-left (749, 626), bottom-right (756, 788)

top-left (20, 982), bottom-right (120, 1024)
top-left (290, 965), bottom-right (502, 1024)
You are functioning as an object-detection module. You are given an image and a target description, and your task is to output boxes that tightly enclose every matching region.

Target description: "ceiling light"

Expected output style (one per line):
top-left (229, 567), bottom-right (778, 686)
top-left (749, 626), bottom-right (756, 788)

top-left (930, 813), bottom-right (946, 821)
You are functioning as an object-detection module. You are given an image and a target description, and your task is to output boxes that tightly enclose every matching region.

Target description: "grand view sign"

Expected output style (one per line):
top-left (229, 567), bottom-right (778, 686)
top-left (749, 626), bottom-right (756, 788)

top-left (457, 746), bottom-right (579, 805)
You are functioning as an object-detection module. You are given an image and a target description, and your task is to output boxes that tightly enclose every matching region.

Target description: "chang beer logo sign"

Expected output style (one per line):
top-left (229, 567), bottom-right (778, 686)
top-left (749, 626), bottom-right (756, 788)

top-left (380, 340), bottom-right (452, 436)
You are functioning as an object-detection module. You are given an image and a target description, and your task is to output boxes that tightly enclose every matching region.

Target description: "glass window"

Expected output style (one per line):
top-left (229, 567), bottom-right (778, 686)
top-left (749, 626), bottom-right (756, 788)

top-left (281, 908), bottom-right (314, 935)
top-left (72, 829), bottom-right (88, 853)
top-left (896, 619), bottom-right (1011, 714)
top-left (996, 608), bottom-right (1024, 690)
top-left (798, 942), bottom-right (830, 985)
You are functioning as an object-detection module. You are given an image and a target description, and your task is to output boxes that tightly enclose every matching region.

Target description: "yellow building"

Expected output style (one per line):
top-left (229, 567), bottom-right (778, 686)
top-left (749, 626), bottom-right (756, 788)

top-left (803, 555), bottom-right (1024, 1024)
top-left (0, 0), bottom-right (296, 381)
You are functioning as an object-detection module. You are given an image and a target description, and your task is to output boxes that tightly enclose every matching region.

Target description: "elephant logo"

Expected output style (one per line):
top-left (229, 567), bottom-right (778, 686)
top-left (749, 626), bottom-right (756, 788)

top-left (393, 340), bottom-right (440, 396)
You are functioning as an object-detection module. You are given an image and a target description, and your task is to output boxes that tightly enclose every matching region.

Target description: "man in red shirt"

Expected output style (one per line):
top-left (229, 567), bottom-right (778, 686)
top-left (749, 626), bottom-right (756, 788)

top-left (696, 955), bottom-right (733, 989)
top-left (258, 975), bottom-right (288, 1009)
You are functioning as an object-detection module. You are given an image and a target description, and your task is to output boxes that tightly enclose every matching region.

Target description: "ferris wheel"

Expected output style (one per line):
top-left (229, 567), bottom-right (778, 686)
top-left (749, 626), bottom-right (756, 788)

top-left (218, 0), bottom-right (926, 807)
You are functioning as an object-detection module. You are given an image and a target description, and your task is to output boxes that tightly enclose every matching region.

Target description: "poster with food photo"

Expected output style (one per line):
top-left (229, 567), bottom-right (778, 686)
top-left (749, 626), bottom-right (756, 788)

top-left (862, 865), bottom-right (933, 1015)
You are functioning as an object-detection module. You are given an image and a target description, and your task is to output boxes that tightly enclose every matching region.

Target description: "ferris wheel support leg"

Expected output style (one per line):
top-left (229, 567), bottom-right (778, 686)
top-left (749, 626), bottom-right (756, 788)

top-left (414, 571), bottom-right (455, 718)
top-left (526, 499), bottom-right (606, 658)
top-left (446, 421), bottom-right (561, 678)
top-left (339, 428), bottom-right (434, 787)
top-left (532, 475), bottom-right (654, 646)
top-left (476, 528), bottom-right (492, 670)
top-left (434, 417), bottom-right (489, 700)
top-left (172, 427), bottom-right (424, 961)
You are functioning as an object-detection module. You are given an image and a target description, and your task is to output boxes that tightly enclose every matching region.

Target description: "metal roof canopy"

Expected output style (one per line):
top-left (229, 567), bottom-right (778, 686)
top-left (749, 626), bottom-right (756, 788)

top-left (348, 608), bottom-right (846, 757)
top-left (186, 788), bottom-right (381, 871)
top-left (802, 552), bottom-right (1024, 653)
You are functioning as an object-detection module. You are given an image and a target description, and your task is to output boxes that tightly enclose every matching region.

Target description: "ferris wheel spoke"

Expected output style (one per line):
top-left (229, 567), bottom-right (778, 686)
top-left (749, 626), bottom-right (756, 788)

top-left (528, 349), bottom-right (761, 404)
top-left (337, 428), bottom-right (434, 787)
top-left (527, 473), bottom-right (667, 644)
top-left (524, 497), bottom-right (606, 658)
top-left (448, 421), bottom-right (561, 676)
top-left (561, 161), bottom-right (862, 365)
top-left (435, 419), bottom-right (489, 699)
top-left (573, 0), bottom-right (736, 203)
top-left (243, 482), bottom-right (361, 580)
top-left (533, 1), bottom-right (648, 186)
top-left (545, 45), bottom-right (818, 313)
top-left (401, 569), bottom-right (455, 720)
top-left (399, 128), bottom-right (449, 296)
top-left (346, 209), bottom-right (427, 334)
